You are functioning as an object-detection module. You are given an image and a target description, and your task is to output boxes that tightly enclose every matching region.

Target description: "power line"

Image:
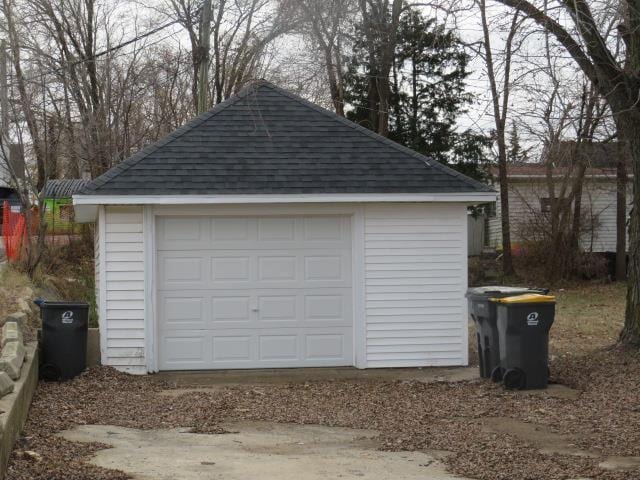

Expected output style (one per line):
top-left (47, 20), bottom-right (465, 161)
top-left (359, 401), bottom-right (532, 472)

top-left (4, 18), bottom-right (183, 88)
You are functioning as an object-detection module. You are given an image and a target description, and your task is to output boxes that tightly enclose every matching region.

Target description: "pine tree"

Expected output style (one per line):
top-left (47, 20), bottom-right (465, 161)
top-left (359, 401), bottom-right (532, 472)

top-left (344, 7), bottom-right (490, 179)
top-left (507, 123), bottom-right (526, 164)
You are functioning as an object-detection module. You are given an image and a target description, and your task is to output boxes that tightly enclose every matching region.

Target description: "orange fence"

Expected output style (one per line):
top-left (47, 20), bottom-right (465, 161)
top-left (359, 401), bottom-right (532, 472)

top-left (2, 200), bottom-right (26, 262)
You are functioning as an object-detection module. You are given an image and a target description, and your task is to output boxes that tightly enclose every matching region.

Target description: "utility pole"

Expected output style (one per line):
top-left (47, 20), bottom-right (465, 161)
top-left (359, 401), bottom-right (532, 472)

top-left (197, 0), bottom-right (212, 114)
top-left (0, 40), bottom-right (10, 185)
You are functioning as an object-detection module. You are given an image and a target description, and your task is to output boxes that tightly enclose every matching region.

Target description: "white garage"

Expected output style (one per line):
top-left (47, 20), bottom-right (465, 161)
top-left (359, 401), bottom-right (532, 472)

top-left (74, 81), bottom-right (495, 374)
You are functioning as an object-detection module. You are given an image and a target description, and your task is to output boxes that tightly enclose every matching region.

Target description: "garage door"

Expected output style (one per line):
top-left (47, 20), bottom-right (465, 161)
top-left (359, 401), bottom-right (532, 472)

top-left (156, 216), bottom-right (353, 370)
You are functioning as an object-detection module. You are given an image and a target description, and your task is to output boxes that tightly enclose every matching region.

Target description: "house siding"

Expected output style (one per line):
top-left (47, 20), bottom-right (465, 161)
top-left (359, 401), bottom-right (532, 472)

top-left (103, 206), bottom-right (146, 373)
top-left (488, 178), bottom-right (632, 253)
top-left (363, 204), bottom-right (468, 367)
top-left (94, 221), bottom-right (100, 319)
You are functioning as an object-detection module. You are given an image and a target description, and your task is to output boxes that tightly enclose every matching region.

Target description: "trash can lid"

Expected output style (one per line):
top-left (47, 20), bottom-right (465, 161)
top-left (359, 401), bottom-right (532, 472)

top-left (490, 293), bottom-right (556, 304)
top-left (33, 300), bottom-right (90, 308)
top-left (466, 286), bottom-right (547, 297)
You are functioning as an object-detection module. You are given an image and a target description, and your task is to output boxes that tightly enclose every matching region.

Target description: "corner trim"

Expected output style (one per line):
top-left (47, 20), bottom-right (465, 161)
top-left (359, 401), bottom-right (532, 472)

top-left (352, 208), bottom-right (367, 368)
top-left (143, 206), bottom-right (158, 373)
top-left (460, 206), bottom-right (470, 366)
top-left (97, 206), bottom-right (108, 365)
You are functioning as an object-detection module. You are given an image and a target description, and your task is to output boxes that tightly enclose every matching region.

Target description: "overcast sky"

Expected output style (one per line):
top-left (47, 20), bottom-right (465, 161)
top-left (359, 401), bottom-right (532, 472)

top-left (112, 1), bottom-right (596, 162)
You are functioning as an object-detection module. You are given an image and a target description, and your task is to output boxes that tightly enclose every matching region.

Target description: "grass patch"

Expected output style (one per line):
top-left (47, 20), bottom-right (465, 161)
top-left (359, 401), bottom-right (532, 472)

top-left (550, 282), bottom-right (625, 356)
top-left (468, 282), bottom-right (626, 366)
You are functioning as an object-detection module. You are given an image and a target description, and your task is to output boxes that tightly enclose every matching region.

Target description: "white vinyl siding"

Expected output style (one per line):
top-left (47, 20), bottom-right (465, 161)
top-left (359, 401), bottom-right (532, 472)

top-left (103, 206), bottom-right (146, 373)
top-left (488, 179), bottom-right (631, 252)
top-left (363, 204), bottom-right (468, 367)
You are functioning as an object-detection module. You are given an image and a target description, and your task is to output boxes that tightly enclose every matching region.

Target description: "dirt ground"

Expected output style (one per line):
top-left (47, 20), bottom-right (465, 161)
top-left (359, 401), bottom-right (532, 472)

top-left (0, 267), bottom-right (40, 343)
top-left (0, 267), bottom-right (31, 320)
top-left (6, 282), bottom-right (640, 480)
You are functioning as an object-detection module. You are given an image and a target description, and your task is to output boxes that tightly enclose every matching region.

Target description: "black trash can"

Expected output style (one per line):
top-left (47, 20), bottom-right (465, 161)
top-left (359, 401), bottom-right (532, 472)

top-left (492, 294), bottom-right (556, 390)
top-left (35, 300), bottom-right (89, 381)
top-left (466, 286), bottom-right (548, 380)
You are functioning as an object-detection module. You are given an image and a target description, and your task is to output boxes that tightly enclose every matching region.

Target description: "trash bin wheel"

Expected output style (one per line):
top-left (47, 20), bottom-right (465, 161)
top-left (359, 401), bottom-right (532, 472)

top-left (40, 363), bottom-right (62, 382)
top-left (503, 368), bottom-right (526, 390)
top-left (490, 366), bottom-right (504, 383)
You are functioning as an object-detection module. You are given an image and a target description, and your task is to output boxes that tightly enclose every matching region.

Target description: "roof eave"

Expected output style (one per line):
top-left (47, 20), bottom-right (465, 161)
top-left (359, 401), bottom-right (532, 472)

top-left (72, 192), bottom-right (497, 222)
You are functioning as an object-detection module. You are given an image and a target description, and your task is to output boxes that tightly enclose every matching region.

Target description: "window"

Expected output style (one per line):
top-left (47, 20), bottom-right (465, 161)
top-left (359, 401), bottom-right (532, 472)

top-left (540, 197), bottom-right (571, 213)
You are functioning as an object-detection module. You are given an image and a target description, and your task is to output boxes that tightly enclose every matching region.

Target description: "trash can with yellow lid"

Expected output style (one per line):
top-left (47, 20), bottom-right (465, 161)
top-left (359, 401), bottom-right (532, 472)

top-left (466, 286), bottom-right (548, 380)
top-left (490, 294), bottom-right (556, 390)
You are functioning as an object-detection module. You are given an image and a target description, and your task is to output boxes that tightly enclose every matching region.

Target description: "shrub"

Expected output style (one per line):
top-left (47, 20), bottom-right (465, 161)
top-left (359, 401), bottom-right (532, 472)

top-left (39, 227), bottom-right (98, 327)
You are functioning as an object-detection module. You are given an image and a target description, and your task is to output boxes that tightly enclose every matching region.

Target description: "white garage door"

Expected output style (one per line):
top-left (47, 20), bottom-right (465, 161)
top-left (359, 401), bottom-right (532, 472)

top-left (156, 216), bottom-right (353, 370)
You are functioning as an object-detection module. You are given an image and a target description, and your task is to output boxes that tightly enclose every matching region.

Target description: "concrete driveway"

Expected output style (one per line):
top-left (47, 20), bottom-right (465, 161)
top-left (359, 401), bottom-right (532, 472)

top-left (61, 421), bottom-right (468, 480)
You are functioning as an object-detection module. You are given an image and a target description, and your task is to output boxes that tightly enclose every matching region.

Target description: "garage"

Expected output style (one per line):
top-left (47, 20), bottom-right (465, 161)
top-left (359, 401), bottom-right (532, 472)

top-left (156, 215), bottom-right (353, 370)
top-left (74, 80), bottom-right (495, 374)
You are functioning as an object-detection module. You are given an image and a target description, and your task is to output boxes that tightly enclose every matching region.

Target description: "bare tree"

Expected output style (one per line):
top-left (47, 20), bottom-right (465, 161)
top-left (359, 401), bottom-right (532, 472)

top-left (476, 0), bottom-right (524, 276)
top-left (294, 0), bottom-right (355, 116)
top-left (165, 0), bottom-right (294, 110)
top-left (493, 0), bottom-right (640, 344)
top-left (1, 0), bottom-right (48, 275)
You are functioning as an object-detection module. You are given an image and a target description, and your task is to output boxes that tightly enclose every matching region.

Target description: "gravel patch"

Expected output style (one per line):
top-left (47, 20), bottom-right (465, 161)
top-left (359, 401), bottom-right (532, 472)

top-left (5, 347), bottom-right (640, 480)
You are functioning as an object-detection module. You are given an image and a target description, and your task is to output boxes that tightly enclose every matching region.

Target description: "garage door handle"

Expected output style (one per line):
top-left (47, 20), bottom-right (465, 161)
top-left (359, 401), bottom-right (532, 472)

top-left (251, 308), bottom-right (259, 312)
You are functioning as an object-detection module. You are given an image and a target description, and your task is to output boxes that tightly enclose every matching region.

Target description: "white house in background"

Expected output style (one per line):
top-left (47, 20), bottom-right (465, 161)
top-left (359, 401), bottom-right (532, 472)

top-left (73, 80), bottom-right (495, 374)
top-left (486, 161), bottom-right (632, 253)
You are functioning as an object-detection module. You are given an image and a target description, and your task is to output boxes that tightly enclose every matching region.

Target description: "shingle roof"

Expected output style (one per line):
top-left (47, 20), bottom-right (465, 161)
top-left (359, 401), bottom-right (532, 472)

top-left (80, 81), bottom-right (492, 196)
top-left (43, 179), bottom-right (91, 199)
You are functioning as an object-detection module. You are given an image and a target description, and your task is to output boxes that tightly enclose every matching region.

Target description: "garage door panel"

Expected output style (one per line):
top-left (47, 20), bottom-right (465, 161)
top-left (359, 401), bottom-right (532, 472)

top-left (158, 254), bottom-right (208, 289)
top-left (257, 255), bottom-right (297, 281)
top-left (259, 335), bottom-right (298, 360)
top-left (212, 336), bottom-right (252, 363)
top-left (159, 217), bottom-right (205, 242)
top-left (211, 256), bottom-right (251, 281)
top-left (257, 217), bottom-right (296, 240)
top-left (157, 215), bottom-right (354, 370)
top-left (257, 295), bottom-right (297, 322)
top-left (303, 216), bottom-right (345, 241)
top-left (305, 294), bottom-right (345, 321)
top-left (159, 296), bottom-right (206, 330)
top-left (305, 255), bottom-right (344, 281)
top-left (211, 218), bottom-right (250, 241)
top-left (162, 335), bottom-right (207, 368)
top-left (305, 334), bottom-right (347, 360)
top-left (211, 296), bottom-right (251, 323)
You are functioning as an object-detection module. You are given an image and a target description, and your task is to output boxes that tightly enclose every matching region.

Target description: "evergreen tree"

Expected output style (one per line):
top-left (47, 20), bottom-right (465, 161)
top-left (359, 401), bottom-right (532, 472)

top-left (344, 8), bottom-right (490, 179)
top-left (507, 123), bottom-right (526, 164)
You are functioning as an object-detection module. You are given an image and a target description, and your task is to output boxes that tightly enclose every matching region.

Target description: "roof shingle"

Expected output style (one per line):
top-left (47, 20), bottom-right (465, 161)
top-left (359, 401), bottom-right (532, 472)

top-left (43, 179), bottom-right (91, 199)
top-left (80, 81), bottom-right (492, 196)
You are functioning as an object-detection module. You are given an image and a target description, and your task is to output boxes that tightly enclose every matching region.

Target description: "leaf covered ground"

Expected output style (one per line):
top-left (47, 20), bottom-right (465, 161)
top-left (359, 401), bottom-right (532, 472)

top-left (7, 282), bottom-right (640, 480)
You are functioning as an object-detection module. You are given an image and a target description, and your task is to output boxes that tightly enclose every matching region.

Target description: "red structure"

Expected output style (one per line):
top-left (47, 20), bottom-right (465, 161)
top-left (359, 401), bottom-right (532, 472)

top-left (2, 200), bottom-right (25, 262)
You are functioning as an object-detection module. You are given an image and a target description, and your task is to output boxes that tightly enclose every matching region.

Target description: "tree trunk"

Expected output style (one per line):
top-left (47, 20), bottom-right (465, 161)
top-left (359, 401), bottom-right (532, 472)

top-left (497, 129), bottom-right (514, 276)
top-left (376, 75), bottom-right (390, 136)
top-left (616, 144), bottom-right (627, 281)
top-left (324, 49), bottom-right (344, 116)
top-left (620, 117), bottom-right (640, 345)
